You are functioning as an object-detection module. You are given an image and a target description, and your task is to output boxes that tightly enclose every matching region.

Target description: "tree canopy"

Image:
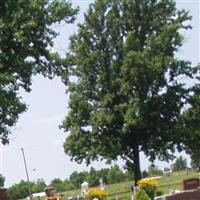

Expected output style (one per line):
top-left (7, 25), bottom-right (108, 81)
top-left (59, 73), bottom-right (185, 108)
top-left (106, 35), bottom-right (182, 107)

top-left (0, 0), bottom-right (77, 144)
top-left (61, 0), bottom-right (199, 184)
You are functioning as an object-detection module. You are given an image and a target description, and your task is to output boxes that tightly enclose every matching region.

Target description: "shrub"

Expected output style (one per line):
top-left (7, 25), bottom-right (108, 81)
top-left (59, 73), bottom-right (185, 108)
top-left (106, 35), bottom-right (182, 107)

top-left (135, 189), bottom-right (151, 200)
top-left (156, 190), bottom-right (163, 196)
top-left (137, 178), bottom-right (158, 200)
top-left (85, 188), bottom-right (108, 200)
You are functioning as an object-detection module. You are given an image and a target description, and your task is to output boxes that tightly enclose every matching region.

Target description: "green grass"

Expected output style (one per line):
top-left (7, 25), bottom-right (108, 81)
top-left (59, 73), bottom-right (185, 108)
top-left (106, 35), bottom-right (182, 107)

top-left (61, 170), bottom-right (199, 200)
top-left (157, 170), bottom-right (199, 194)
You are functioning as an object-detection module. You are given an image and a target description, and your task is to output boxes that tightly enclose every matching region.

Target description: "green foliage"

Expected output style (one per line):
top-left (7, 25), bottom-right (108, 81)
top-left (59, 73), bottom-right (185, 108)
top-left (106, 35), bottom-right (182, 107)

top-left (190, 154), bottom-right (200, 170)
top-left (7, 179), bottom-right (46, 200)
top-left (142, 170), bottom-right (149, 178)
top-left (107, 165), bottom-right (126, 184)
top-left (124, 170), bottom-right (134, 181)
top-left (139, 184), bottom-right (156, 200)
top-left (148, 165), bottom-right (163, 176)
top-left (0, 174), bottom-right (5, 187)
top-left (32, 179), bottom-right (46, 193)
top-left (69, 171), bottom-right (87, 188)
top-left (138, 179), bottom-right (158, 200)
top-left (98, 168), bottom-right (110, 184)
top-left (7, 180), bottom-right (30, 200)
top-left (171, 156), bottom-right (187, 172)
top-left (86, 167), bottom-right (99, 186)
top-left (50, 178), bottom-right (66, 192)
top-left (181, 87), bottom-right (200, 171)
top-left (156, 190), bottom-right (163, 197)
top-left (63, 179), bottom-right (76, 191)
top-left (0, 0), bottom-right (77, 144)
top-left (68, 166), bottom-right (126, 188)
top-left (61, 0), bottom-right (198, 185)
top-left (135, 189), bottom-right (151, 200)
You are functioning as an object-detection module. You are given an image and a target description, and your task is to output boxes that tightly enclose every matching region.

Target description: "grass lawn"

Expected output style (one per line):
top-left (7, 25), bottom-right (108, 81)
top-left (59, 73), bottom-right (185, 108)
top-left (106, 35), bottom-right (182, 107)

top-left (157, 170), bottom-right (199, 194)
top-left (61, 170), bottom-right (199, 200)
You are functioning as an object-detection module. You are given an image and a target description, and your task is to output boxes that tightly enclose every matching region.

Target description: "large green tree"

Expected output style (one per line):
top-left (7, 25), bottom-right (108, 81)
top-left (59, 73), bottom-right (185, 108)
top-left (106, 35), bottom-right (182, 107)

top-left (0, 0), bottom-right (77, 144)
top-left (61, 0), bottom-right (199, 184)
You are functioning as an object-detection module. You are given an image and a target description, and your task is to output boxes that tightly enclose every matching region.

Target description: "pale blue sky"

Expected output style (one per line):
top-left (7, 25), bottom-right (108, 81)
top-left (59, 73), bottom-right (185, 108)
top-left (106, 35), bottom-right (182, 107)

top-left (2, 0), bottom-right (199, 187)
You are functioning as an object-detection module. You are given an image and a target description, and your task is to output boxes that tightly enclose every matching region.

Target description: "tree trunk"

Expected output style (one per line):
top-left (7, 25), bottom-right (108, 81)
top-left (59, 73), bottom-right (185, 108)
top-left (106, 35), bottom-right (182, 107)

top-left (133, 144), bottom-right (142, 186)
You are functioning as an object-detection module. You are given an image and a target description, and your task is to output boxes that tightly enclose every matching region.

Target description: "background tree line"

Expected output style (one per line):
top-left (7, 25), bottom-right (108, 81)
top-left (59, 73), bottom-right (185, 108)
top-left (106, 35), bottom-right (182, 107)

top-left (5, 164), bottom-right (164, 200)
top-left (6, 165), bottom-right (131, 199)
top-left (6, 157), bottom-right (197, 200)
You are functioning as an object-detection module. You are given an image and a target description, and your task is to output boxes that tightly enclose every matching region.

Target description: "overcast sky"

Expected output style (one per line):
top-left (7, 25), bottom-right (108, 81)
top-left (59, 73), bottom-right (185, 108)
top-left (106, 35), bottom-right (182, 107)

top-left (2, 0), bottom-right (199, 187)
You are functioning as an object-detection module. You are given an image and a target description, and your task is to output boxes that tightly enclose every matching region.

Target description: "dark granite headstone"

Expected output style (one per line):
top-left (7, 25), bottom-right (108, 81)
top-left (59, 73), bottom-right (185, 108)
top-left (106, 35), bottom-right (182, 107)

top-left (183, 178), bottom-right (200, 190)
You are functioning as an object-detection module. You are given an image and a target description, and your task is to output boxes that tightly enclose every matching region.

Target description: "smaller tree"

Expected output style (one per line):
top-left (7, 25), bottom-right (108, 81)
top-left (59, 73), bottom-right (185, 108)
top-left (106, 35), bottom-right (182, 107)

top-left (63, 179), bottom-right (76, 191)
top-left (69, 171), bottom-right (87, 189)
top-left (86, 167), bottom-right (99, 187)
top-left (97, 168), bottom-right (109, 184)
top-left (190, 153), bottom-right (200, 171)
top-left (50, 178), bottom-right (65, 192)
top-left (148, 165), bottom-right (163, 177)
top-left (142, 170), bottom-right (149, 178)
top-left (171, 156), bottom-right (187, 172)
top-left (32, 179), bottom-right (46, 193)
top-left (124, 169), bottom-right (134, 181)
top-left (107, 165), bottom-right (125, 184)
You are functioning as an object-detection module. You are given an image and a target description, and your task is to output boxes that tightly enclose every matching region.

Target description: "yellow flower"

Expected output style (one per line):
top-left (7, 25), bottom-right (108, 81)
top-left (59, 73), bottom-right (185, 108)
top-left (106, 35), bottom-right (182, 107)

top-left (138, 178), bottom-right (159, 188)
top-left (85, 188), bottom-right (108, 200)
top-left (137, 178), bottom-right (159, 200)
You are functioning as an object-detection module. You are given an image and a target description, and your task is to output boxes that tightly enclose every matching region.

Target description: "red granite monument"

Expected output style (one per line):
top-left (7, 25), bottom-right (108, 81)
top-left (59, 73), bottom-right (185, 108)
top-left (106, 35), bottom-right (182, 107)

top-left (165, 189), bottom-right (200, 200)
top-left (0, 188), bottom-right (7, 200)
top-left (165, 178), bottom-right (200, 200)
top-left (183, 178), bottom-right (200, 190)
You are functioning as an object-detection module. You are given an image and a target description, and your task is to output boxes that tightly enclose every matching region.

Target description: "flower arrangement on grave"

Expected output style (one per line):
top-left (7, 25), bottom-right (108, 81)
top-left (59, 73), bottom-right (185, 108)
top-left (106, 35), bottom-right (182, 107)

top-left (137, 178), bottom-right (159, 200)
top-left (84, 188), bottom-right (108, 200)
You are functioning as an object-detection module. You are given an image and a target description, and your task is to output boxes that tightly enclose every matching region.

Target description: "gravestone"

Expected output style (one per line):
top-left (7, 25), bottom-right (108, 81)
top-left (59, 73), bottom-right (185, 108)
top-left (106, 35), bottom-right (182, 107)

top-left (44, 187), bottom-right (62, 200)
top-left (45, 186), bottom-right (56, 197)
top-left (81, 181), bottom-right (89, 197)
top-left (183, 178), bottom-right (200, 190)
top-left (0, 188), bottom-right (7, 200)
top-left (165, 189), bottom-right (200, 200)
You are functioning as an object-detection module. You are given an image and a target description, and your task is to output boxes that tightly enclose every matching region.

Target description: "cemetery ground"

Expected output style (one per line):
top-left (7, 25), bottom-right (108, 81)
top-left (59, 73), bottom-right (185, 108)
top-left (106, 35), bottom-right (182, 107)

top-left (59, 170), bottom-right (199, 200)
